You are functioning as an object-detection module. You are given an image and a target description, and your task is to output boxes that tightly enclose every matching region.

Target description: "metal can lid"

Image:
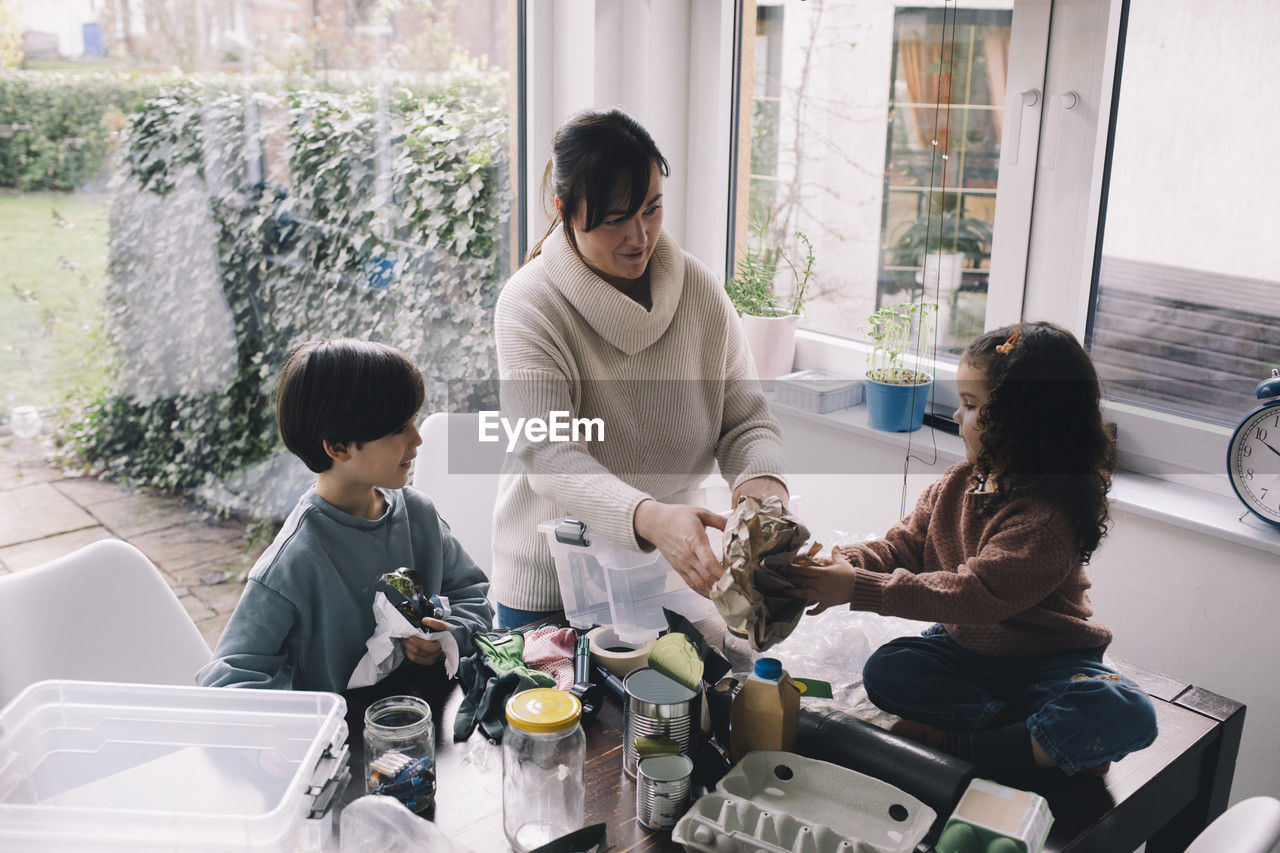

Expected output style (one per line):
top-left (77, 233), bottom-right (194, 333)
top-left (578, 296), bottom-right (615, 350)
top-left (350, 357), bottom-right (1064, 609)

top-left (505, 688), bottom-right (582, 733)
top-left (638, 753), bottom-right (693, 783)
top-left (624, 667), bottom-right (697, 703)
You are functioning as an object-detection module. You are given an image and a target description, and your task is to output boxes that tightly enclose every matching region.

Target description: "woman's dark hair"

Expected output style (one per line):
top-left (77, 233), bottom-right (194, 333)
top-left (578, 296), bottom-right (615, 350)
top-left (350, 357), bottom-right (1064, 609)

top-left (963, 321), bottom-right (1116, 563)
top-left (527, 107), bottom-right (670, 260)
top-left (276, 338), bottom-right (425, 473)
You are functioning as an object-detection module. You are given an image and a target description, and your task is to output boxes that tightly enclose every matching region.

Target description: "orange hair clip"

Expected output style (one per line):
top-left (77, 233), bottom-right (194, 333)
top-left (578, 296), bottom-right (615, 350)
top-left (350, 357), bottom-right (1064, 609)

top-left (995, 331), bottom-right (1021, 354)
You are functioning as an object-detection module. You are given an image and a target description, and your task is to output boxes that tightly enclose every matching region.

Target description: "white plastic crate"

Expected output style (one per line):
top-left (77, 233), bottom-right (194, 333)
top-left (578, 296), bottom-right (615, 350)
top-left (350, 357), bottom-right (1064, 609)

top-left (539, 518), bottom-right (718, 644)
top-left (0, 680), bottom-right (349, 851)
top-left (774, 369), bottom-right (864, 414)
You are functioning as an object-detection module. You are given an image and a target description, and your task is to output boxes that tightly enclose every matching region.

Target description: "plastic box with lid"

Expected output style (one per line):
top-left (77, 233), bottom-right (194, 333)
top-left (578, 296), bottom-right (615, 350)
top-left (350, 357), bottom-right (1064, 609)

top-left (774, 369), bottom-right (864, 414)
top-left (538, 517), bottom-right (719, 644)
top-left (0, 680), bottom-right (349, 851)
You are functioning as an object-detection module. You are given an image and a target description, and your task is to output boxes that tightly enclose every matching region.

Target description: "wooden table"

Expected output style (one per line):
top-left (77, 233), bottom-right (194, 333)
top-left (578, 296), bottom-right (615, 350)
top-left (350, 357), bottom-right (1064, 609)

top-left (334, 657), bottom-right (1243, 853)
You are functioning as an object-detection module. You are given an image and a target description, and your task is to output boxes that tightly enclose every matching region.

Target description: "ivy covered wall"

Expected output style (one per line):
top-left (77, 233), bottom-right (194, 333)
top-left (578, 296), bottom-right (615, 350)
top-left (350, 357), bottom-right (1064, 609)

top-left (59, 71), bottom-right (510, 516)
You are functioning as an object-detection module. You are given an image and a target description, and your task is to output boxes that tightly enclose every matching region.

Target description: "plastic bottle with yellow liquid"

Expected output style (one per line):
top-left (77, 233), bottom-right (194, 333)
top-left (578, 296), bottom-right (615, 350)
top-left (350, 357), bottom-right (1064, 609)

top-left (729, 657), bottom-right (800, 762)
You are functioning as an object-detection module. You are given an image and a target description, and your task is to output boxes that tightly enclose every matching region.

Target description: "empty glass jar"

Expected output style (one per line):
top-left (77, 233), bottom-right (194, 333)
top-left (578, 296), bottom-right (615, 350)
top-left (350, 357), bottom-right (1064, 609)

top-left (502, 688), bottom-right (585, 852)
top-left (363, 695), bottom-right (436, 815)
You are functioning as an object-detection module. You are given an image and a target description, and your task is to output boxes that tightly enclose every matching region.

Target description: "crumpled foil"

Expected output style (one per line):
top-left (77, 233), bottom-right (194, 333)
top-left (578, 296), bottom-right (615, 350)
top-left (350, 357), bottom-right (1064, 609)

top-left (711, 495), bottom-right (814, 652)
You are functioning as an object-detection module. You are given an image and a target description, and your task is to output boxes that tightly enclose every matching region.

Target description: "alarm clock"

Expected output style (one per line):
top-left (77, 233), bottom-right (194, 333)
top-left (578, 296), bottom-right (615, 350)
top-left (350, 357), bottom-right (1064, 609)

top-left (1227, 369), bottom-right (1280, 527)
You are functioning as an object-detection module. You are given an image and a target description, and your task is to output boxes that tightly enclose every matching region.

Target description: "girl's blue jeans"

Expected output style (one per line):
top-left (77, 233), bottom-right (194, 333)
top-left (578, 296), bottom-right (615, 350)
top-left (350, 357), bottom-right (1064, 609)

top-left (863, 627), bottom-right (1158, 775)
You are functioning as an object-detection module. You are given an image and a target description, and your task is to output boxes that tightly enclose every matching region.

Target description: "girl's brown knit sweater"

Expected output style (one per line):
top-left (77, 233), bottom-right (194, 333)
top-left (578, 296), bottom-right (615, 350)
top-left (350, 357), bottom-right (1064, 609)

top-left (837, 462), bottom-right (1112, 656)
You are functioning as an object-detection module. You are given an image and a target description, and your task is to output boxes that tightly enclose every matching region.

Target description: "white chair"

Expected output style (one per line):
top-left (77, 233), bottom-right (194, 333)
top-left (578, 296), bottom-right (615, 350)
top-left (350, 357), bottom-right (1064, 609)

top-left (1185, 796), bottom-right (1280, 853)
top-left (413, 412), bottom-right (502, 574)
top-left (0, 539), bottom-right (212, 707)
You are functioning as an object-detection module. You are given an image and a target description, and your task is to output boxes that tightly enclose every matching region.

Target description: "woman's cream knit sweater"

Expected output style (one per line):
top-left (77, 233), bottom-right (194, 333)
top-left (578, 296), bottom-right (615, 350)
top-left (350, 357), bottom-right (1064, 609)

top-left (490, 226), bottom-right (788, 610)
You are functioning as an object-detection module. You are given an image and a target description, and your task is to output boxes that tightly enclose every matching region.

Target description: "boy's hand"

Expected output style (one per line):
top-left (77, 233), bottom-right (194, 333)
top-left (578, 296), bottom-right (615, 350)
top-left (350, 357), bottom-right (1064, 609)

top-left (401, 616), bottom-right (450, 666)
top-left (786, 553), bottom-right (858, 616)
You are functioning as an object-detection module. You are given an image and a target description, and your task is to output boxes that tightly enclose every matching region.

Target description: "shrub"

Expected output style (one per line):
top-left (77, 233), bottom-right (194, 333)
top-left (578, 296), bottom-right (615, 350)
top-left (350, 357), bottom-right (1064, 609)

top-left (59, 70), bottom-right (511, 516)
top-left (0, 72), bottom-right (164, 190)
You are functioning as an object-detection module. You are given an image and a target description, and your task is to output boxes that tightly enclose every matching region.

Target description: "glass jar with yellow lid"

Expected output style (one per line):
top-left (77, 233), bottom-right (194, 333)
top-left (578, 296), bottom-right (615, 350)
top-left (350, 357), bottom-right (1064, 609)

top-left (502, 688), bottom-right (586, 852)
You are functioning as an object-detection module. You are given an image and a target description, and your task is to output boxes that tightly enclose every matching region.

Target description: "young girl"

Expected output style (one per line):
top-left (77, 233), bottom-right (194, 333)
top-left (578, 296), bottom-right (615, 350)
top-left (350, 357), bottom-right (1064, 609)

top-left (788, 322), bottom-right (1157, 778)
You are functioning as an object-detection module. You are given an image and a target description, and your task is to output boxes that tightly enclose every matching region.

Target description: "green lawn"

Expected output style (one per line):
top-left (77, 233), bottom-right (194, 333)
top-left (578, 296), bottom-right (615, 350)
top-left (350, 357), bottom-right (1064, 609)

top-left (0, 191), bottom-right (111, 415)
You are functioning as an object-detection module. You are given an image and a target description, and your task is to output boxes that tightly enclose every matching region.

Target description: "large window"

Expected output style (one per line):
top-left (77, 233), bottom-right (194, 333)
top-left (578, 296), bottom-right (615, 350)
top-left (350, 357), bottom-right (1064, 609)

top-left (4, 0), bottom-right (513, 515)
top-left (1088, 0), bottom-right (1280, 428)
top-left (736, 0), bottom-right (1275, 489)
top-left (742, 0), bottom-right (1012, 356)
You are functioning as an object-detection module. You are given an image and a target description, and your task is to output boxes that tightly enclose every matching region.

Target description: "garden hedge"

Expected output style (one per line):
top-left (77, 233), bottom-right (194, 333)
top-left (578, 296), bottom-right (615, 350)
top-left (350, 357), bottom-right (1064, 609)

top-left (58, 70), bottom-right (510, 516)
top-left (0, 71), bottom-right (163, 190)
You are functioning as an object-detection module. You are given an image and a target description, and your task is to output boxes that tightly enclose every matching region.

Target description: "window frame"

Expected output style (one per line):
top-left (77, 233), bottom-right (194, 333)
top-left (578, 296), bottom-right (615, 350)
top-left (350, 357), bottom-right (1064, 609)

top-left (513, 0), bottom-right (1244, 496)
top-left (734, 0), bottom-right (1236, 495)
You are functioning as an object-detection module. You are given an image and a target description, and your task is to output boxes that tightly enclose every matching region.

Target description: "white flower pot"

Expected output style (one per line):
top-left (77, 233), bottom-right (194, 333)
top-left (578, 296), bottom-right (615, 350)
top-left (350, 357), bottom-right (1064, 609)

top-left (740, 313), bottom-right (800, 381)
top-left (918, 251), bottom-right (966, 348)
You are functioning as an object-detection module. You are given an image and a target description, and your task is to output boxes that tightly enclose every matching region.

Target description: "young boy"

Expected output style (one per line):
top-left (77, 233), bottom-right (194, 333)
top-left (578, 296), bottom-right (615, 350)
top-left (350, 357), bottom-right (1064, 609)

top-left (196, 338), bottom-right (493, 694)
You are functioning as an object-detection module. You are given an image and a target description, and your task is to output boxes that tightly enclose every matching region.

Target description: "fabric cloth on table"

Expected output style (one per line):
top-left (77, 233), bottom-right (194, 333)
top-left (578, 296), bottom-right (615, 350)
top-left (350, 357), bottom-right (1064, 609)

top-left (453, 654), bottom-right (540, 744)
top-left (521, 625), bottom-right (579, 690)
top-left (472, 631), bottom-right (555, 687)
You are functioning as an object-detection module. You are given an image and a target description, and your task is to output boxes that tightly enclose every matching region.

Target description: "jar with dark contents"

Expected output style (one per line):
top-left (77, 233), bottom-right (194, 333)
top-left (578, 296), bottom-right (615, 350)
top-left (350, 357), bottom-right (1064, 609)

top-left (363, 695), bottom-right (436, 816)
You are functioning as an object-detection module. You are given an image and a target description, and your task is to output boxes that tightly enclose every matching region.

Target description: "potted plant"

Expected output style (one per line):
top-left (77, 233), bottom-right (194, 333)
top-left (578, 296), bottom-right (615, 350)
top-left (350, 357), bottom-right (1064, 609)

top-left (861, 301), bottom-right (937, 432)
top-left (726, 211), bottom-right (816, 380)
top-left (890, 200), bottom-right (992, 295)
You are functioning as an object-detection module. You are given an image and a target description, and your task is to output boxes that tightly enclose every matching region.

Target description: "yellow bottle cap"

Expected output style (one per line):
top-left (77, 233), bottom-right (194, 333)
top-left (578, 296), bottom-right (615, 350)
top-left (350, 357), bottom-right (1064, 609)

top-left (505, 688), bottom-right (582, 733)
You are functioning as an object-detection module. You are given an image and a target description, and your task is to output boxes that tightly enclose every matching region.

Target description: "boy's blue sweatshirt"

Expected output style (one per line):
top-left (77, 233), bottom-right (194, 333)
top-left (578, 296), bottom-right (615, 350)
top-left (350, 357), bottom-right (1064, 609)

top-left (196, 486), bottom-right (493, 693)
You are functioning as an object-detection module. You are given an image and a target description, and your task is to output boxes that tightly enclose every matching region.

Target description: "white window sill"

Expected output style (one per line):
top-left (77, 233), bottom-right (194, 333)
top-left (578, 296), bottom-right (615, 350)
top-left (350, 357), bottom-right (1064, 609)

top-left (767, 392), bottom-right (1280, 559)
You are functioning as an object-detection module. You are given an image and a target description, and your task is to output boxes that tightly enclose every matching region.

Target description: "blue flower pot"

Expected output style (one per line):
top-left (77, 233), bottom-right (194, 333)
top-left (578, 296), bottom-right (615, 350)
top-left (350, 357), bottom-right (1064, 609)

top-left (865, 375), bottom-right (932, 432)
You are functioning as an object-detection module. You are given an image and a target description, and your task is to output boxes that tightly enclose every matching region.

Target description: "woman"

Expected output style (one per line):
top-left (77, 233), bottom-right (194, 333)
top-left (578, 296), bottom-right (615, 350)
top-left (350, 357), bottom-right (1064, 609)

top-left (491, 107), bottom-right (789, 628)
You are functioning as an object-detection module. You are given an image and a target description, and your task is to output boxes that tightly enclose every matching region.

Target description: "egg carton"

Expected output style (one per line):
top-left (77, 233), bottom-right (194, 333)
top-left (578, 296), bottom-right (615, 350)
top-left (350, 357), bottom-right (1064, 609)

top-left (673, 751), bottom-right (933, 853)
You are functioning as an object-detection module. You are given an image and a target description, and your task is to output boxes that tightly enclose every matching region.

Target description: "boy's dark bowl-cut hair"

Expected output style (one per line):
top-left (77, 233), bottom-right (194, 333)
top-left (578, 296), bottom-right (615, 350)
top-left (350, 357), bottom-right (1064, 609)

top-left (276, 338), bottom-right (426, 473)
top-left (963, 321), bottom-right (1116, 563)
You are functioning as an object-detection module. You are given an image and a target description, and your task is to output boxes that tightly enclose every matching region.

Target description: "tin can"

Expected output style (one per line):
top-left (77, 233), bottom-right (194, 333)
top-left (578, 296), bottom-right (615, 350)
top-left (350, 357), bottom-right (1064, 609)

top-left (636, 754), bottom-right (693, 830)
top-left (622, 667), bottom-right (697, 778)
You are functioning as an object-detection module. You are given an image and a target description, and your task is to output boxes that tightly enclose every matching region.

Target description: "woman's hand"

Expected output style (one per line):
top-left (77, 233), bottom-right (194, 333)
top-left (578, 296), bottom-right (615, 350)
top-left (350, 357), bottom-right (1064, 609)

top-left (731, 475), bottom-right (789, 509)
top-left (786, 553), bottom-right (858, 616)
top-left (634, 499), bottom-right (727, 598)
top-left (401, 616), bottom-right (450, 666)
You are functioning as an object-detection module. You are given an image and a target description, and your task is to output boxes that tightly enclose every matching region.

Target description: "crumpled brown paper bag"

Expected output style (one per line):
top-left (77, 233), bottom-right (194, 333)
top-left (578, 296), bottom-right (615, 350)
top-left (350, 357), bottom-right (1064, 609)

top-left (711, 495), bottom-right (818, 652)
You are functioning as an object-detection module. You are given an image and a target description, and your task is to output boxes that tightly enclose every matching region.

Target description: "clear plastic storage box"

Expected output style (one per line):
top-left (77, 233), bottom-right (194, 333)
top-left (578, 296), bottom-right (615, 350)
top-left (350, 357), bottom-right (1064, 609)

top-left (774, 369), bottom-right (864, 414)
top-left (0, 680), bottom-right (349, 851)
top-left (539, 518), bottom-right (718, 644)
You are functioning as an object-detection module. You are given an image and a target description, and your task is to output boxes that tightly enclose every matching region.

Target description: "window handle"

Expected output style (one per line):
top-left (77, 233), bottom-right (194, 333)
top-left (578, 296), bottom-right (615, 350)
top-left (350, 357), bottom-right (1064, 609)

top-left (1002, 88), bottom-right (1041, 166)
top-left (1041, 91), bottom-right (1080, 171)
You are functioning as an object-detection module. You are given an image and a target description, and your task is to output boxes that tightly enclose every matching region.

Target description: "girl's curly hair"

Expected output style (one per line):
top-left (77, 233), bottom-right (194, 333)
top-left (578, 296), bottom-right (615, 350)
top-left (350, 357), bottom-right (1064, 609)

top-left (963, 322), bottom-right (1117, 563)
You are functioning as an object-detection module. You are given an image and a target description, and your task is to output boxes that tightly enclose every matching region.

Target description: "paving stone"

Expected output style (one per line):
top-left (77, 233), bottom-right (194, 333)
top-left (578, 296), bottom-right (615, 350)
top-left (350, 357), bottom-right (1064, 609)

top-left (178, 593), bottom-right (217, 623)
top-left (89, 492), bottom-right (200, 538)
top-left (190, 578), bottom-right (249, 616)
top-left (0, 483), bottom-right (98, 547)
top-left (196, 611), bottom-right (233, 651)
top-left (171, 561), bottom-right (252, 612)
top-left (0, 526), bottom-right (113, 572)
top-left (53, 476), bottom-right (133, 507)
top-left (0, 438), bottom-right (62, 490)
top-left (129, 521), bottom-right (251, 575)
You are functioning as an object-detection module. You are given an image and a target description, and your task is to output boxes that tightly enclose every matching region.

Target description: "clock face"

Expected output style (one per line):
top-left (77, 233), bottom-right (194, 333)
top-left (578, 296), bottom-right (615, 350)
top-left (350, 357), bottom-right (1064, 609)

top-left (1228, 403), bottom-right (1280, 526)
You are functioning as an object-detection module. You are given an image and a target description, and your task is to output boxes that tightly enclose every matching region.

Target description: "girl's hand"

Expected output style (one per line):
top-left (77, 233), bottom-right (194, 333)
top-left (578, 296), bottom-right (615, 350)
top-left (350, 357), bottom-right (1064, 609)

top-left (731, 475), bottom-right (789, 509)
top-left (787, 553), bottom-right (858, 616)
top-left (634, 499), bottom-right (727, 598)
top-left (402, 616), bottom-right (450, 666)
